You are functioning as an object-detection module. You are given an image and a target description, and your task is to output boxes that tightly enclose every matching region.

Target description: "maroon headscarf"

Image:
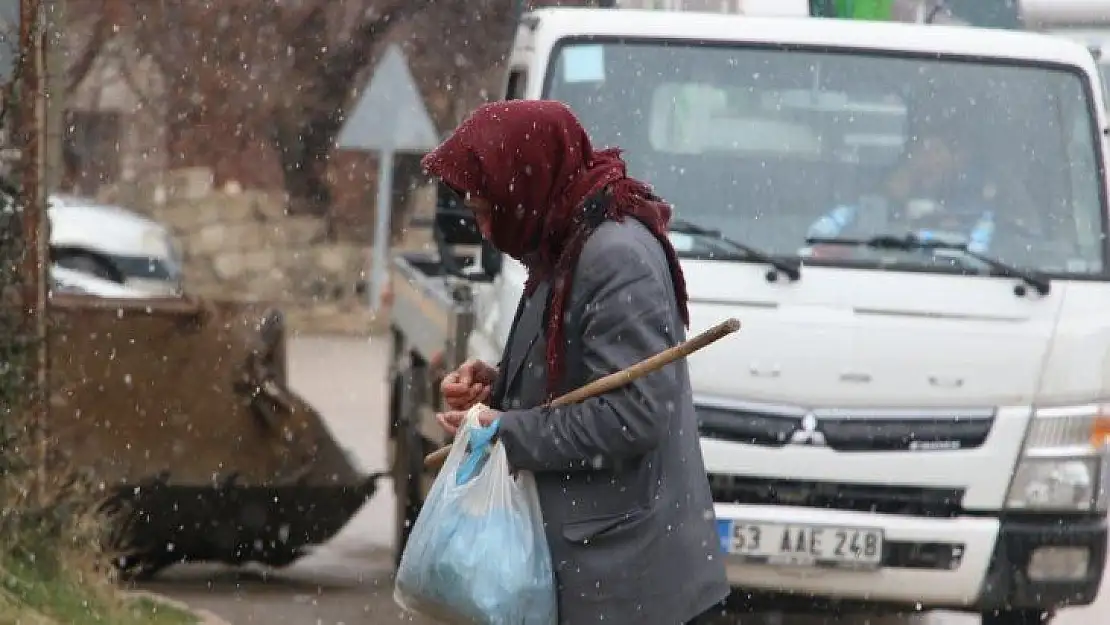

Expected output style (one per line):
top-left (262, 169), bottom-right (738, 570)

top-left (421, 100), bottom-right (689, 397)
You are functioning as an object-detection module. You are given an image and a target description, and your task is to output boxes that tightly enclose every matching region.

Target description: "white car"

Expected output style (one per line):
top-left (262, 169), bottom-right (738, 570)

top-left (47, 194), bottom-right (183, 297)
top-left (49, 265), bottom-right (153, 299)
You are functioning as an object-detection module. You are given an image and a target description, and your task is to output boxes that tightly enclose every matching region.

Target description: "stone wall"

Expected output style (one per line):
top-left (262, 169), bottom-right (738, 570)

top-left (98, 168), bottom-right (385, 336)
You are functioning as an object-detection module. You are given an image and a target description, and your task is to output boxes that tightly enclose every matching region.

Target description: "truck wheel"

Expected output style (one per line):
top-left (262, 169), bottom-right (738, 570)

top-left (391, 369), bottom-right (425, 570)
top-left (981, 609), bottom-right (1053, 625)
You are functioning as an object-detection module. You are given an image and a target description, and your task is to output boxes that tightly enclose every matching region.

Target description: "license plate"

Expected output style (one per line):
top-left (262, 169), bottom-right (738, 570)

top-left (717, 520), bottom-right (883, 570)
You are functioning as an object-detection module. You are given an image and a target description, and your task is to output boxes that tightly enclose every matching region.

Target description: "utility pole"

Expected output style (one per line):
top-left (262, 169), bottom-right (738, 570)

top-left (16, 0), bottom-right (49, 499)
top-left (42, 0), bottom-right (61, 193)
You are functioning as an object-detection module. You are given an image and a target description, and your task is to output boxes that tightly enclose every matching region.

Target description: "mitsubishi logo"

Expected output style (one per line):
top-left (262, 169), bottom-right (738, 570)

top-left (789, 412), bottom-right (827, 446)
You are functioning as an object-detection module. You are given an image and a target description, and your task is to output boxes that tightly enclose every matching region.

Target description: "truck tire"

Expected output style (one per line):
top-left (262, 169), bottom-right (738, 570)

top-left (391, 368), bottom-right (425, 570)
top-left (981, 609), bottom-right (1053, 625)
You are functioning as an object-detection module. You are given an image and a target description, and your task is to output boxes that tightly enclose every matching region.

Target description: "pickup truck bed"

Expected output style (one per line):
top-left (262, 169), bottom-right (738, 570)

top-left (387, 251), bottom-right (482, 565)
top-left (389, 251), bottom-right (476, 373)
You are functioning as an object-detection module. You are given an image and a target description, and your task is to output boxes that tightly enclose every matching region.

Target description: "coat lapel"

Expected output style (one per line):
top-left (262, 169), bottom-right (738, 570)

top-left (496, 282), bottom-right (549, 405)
top-left (490, 294), bottom-right (526, 409)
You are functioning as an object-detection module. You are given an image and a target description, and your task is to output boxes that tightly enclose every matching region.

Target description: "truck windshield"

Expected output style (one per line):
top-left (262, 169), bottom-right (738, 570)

top-left (545, 41), bottom-right (1107, 277)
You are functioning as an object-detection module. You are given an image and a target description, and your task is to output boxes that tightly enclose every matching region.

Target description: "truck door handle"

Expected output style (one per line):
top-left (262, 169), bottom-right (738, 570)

top-left (929, 375), bottom-right (964, 388)
top-left (749, 365), bottom-right (781, 378)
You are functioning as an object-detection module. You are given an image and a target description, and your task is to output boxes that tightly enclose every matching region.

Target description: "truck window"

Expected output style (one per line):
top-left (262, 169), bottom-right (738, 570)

top-left (1063, 88), bottom-right (1104, 272)
top-left (506, 69), bottom-right (528, 101)
top-left (1102, 63), bottom-right (1110, 104)
top-left (546, 40), bottom-right (1107, 277)
top-left (647, 82), bottom-right (905, 164)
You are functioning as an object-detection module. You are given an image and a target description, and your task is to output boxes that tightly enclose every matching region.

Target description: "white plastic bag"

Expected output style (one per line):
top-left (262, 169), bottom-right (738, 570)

top-left (394, 405), bottom-right (557, 625)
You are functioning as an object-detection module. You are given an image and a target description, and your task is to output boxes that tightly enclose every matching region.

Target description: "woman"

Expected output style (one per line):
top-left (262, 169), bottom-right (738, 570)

top-left (424, 100), bottom-right (729, 625)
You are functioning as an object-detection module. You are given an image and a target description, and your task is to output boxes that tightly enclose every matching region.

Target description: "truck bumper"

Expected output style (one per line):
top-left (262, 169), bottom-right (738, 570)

top-left (977, 514), bottom-right (1106, 612)
top-left (715, 503), bottom-right (1106, 613)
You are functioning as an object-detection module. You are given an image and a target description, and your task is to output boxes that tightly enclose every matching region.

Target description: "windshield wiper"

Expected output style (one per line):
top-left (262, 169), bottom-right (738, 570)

top-left (806, 233), bottom-right (1051, 296)
top-left (670, 218), bottom-right (801, 281)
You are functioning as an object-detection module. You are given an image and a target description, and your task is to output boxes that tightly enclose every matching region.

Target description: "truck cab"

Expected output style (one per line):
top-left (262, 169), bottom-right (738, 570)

top-left (389, 7), bottom-right (1109, 623)
top-left (1023, 0), bottom-right (1110, 102)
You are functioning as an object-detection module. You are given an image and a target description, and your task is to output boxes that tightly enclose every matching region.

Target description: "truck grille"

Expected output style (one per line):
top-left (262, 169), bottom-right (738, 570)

top-left (709, 474), bottom-right (964, 518)
top-left (697, 400), bottom-right (995, 452)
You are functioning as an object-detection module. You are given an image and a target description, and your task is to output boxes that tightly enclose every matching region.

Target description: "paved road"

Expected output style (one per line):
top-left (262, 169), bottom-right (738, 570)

top-left (148, 335), bottom-right (1107, 625)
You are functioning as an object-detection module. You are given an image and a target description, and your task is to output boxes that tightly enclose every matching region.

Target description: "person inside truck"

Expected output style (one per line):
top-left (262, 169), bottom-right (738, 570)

top-left (422, 99), bottom-right (730, 625)
top-left (806, 99), bottom-right (1040, 257)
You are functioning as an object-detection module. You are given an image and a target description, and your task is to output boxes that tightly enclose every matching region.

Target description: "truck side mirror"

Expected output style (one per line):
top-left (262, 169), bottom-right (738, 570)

top-left (433, 182), bottom-right (502, 281)
top-left (480, 239), bottom-right (502, 277)
top-left (434, 181), bottom-right (483, 246)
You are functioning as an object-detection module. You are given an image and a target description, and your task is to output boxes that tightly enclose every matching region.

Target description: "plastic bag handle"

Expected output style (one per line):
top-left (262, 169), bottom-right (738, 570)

top-left (454, 416), bottom-right (499, 485)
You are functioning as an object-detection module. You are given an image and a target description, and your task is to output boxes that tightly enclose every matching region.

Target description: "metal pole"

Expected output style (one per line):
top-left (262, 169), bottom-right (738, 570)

top-left (42, 0), bottom-right (62, 193)
top-left (370, 149), bottom-right (394, 312)
top-left (17, 0), bottom-right (48, 499)
top-left (40, 0), bottom-right (60, 483)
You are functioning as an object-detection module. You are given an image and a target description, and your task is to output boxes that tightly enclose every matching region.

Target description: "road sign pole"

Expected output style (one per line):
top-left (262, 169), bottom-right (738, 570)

top-left (370, 148), bottom-right (394, 312)
top-left (335, 44), bottom-right (440, 314)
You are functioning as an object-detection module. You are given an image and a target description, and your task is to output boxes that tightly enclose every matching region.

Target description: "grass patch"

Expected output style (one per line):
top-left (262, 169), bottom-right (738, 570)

top-left (0, 114), bottom-right (197, 624)
top-left (0, 556), bottom-right (196, 625)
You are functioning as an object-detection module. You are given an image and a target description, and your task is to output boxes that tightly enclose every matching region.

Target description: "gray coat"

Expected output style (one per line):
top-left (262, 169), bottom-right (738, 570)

top-left (495, 218), bottom-right (729, 625)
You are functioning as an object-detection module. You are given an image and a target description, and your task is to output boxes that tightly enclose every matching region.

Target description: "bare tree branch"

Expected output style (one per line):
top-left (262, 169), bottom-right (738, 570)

top-left (318, 1), bottom-right (425, 94)
top-left (61, 0), bottom-right (515, 216)
top-left (66, 16), bottom-right (109, 93)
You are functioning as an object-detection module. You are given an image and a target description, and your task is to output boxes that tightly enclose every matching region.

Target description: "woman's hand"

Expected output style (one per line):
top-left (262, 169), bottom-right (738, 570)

top-left (440, 359), bottom-right (498, 411)
top-left (436, 407), bottom-right (502, 436)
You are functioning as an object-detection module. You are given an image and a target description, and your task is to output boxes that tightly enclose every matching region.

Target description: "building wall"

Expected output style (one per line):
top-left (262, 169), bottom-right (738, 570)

top-left (62, 3), bottom-right (520, 244)
top-left (98, 167), bottom-right (386, 335)
top-left (66, 40), bottom-right (168, 193)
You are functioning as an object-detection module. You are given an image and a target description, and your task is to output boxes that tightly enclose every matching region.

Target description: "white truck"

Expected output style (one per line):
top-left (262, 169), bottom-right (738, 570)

top-left (388, 7), bottom-right (1109, 624)
top-left (1022, 0), bottom-right (1110, 96)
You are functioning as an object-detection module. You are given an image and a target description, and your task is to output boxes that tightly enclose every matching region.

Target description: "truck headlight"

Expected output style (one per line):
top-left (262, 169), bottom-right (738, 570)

top-left (1007, 456), bottom-right (1099, 511)
top-left (1005, 404), bottom-right (1110, 513)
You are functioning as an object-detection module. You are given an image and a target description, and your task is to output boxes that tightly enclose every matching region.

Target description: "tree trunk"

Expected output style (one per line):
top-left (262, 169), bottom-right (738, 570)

top-left (272, 113), bottom-right (340, 218)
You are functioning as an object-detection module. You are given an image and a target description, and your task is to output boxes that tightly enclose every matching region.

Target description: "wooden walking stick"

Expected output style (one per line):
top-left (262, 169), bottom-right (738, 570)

top-left (423, 317), bottom-right (741, 471)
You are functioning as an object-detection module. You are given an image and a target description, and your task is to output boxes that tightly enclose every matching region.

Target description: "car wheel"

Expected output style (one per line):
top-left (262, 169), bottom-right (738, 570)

top-left (981, 609), bottom-right (1054, 625)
